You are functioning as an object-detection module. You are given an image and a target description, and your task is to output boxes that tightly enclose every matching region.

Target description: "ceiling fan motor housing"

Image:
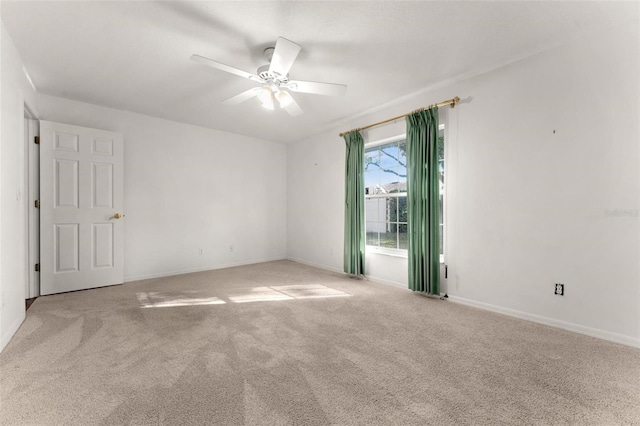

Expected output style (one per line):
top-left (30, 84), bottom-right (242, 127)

top-left (257, 64), bottom-right (288, 83)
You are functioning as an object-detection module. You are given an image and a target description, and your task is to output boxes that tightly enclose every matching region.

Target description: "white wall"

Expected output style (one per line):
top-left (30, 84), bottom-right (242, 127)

top-left (287, 22), bottom-right (640, 347)
top-left (0, 19), bottom-right (38, 351)
top-left (287, 127), bottom-right (344, 272)
top-left (36, 94), bottom-right (287, 282)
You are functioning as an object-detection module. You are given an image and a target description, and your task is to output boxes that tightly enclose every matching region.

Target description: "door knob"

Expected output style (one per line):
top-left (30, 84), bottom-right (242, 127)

top-left (110, 213), bottom-right (125, 220)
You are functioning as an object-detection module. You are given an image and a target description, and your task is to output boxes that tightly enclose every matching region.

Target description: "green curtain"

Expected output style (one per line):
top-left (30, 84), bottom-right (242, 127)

top-left (406, 108), bottom-right (440, 294)
top-left (343, 131), bottom-right (365, 275)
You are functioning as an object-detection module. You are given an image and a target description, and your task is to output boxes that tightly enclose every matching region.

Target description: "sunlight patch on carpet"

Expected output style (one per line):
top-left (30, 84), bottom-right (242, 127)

top-left (229, 284), bottom-right (351, 303)
top-left (227, 286), bottom-right (294, 303)
top-left (229, 284), bottom-right (350, 303)
top-left (137, 284), bottom-right (350, 308)
top-left (137, 292), bottom-right (226, 308)
top-left (272, 284), bottom-right (350, 299)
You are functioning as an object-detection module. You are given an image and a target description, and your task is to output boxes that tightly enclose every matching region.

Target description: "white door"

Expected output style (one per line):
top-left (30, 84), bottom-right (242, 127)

top-left (40, 121), bottom-right (124, 295)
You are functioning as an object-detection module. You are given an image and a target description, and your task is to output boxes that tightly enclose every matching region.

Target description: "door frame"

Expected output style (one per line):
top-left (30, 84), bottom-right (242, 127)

top-left (24, 106), bottom-right (40, 299)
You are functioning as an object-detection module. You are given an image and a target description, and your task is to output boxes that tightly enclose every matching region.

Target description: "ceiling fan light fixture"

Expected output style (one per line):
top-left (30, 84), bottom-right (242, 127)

top-left (258, 86), bottom-right (275, 110)
top-left (257, 86), bottom-right (272, 103)
top-left (276, 89), bottom-right (293, 108)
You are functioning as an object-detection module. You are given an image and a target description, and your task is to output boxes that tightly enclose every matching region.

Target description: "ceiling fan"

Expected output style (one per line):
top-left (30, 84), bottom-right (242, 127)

top-left (191, 37), bottom-right (347, 116)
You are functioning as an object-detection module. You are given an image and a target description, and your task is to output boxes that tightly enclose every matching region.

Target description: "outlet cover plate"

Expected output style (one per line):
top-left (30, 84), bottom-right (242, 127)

top-left (555, 283), bottom-right (564, 296)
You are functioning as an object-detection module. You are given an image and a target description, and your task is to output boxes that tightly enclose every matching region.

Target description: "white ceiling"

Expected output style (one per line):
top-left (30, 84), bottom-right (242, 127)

top-left (2, 1), bottom-right (637, 143)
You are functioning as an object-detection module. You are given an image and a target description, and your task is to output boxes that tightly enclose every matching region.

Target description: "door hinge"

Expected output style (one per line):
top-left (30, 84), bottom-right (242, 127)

top-left (34, 136), bottom-right (40, 145)
top-left (34, 199), bottom-right (40, 209)
top-left (35, 263), bottom-right (40, 272)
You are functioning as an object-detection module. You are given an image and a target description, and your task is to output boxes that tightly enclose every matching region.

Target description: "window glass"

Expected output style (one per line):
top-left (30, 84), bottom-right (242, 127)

top-left (364, 138), bottom-right (407, 252)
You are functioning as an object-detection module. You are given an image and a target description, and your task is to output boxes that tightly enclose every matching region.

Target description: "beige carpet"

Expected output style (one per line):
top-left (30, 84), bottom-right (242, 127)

top-left (1, 260), bottom-right (639, 425)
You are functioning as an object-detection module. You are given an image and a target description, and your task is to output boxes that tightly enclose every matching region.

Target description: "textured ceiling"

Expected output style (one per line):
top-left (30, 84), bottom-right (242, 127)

top-left (2, 1), bottom-right (637, 143)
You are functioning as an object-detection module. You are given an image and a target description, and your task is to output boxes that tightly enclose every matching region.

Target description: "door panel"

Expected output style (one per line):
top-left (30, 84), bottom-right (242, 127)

top-left (92, 162), bottom-right (113, 207)
top-left (93, 223), bottom-right (114, 268)
top-left (40, 121), bottom-right (124, 295)
top-left (54, 159), bottom-right (79, 207)
top-left (54, 223), bottom-right (79, 272)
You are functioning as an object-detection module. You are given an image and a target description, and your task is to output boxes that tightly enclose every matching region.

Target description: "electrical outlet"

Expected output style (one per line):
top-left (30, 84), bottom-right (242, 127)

top-left (554, 283), bottom-right (564, 296)
top-left (198, 248), bottom-right (204, 255)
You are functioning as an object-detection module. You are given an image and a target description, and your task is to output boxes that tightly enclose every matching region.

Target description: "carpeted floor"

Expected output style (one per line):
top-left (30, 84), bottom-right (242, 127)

top-left (1, 260), bottom-right (639, 425)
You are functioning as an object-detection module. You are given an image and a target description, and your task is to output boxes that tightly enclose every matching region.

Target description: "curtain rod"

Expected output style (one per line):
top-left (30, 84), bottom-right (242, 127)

top-left (339, 96), bottom-right (460, 137)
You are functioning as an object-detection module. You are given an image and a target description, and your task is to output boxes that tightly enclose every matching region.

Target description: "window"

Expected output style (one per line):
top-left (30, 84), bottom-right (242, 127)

top-left (364, 125), bottom-right (445, 261)
top-left (364, 137), bottom-right (407, 252)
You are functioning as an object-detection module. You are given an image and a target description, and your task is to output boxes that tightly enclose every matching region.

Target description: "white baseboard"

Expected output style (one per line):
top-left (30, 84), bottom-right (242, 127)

top-left (1, 312), bottom-right (26, 353)
top-left (447, 295), bottom-right (640, 349)
top-left (286, 257), bottom-right (344, 274)
top-left (363, 275), bottom-right (410, 291)
top-left (124, 257), bottom-right (287, 283)
top-left (286, 257), bottom-right (411, 291)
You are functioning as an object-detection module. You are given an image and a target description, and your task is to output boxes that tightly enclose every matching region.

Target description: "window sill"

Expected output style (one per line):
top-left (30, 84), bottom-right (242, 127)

top-left (366, 247), bottom-right (445, 263)
top-left (366, 247), bottom-right (408, 259)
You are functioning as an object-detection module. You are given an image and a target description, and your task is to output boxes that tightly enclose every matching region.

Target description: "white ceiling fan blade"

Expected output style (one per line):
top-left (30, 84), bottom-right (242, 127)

top-left (222, 88), bottom-right (259, 105)
top-left (286, 80), bottom-right (347, 96)
top-left (269, 37), bottom-right (301, 77)
top-left (283, 95), bottom-right (304, 116)
top-left (191, 54), bottom-right (262, 83)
